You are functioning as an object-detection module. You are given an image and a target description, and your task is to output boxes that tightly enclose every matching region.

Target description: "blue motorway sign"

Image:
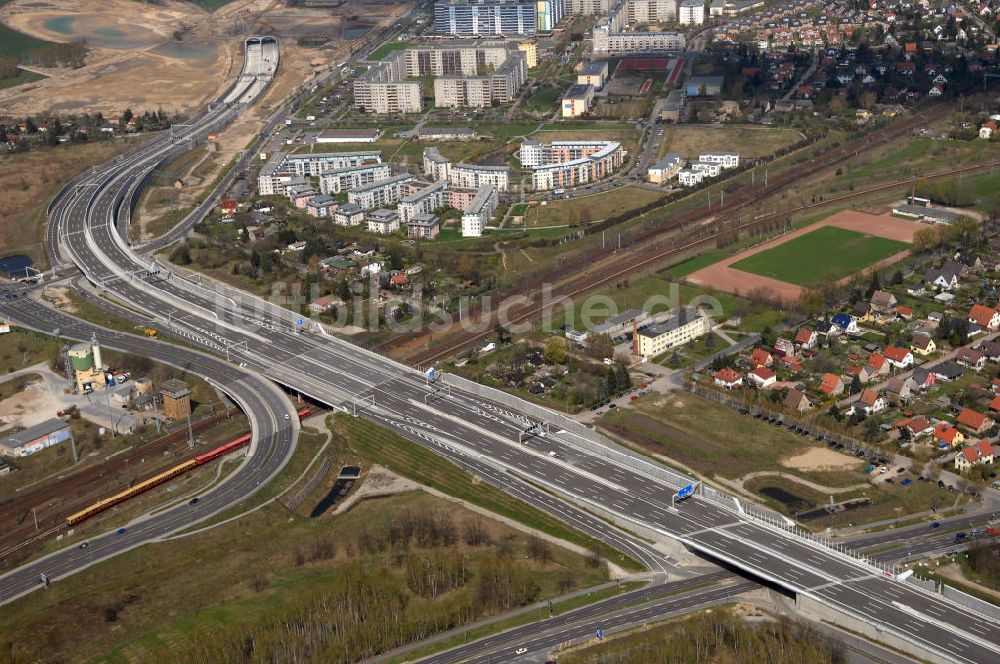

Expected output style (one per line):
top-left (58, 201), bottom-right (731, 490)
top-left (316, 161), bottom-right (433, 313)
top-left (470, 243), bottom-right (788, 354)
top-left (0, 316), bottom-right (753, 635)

top-left (677, 484), bottom-right (694, 500)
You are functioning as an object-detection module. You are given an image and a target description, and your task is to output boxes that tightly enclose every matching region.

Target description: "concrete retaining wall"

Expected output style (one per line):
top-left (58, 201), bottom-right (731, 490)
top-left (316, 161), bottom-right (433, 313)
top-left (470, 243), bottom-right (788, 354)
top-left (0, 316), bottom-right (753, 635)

top-left (941, 583), bottom-right (1000, 622)
top-left (796, 594), bottom-right (956, 664)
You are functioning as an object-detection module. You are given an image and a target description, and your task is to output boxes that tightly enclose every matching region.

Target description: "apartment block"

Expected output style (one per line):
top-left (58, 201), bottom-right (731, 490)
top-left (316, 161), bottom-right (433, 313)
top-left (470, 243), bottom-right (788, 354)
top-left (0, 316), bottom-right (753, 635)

top-left (434, 0), bottom-right (563, 36)
top-left (564, 0), bottom-right (611, 14)
top-left (593, 1), bottom-right (684, 55)
top-left (432, 51), bottom-right (527, 108)
top-left (319, 163), bottom-right (393, 195)
top-left (285, 151), bottom-right (382, 177)
top-left (398, 181), bottom-right (449, 223)
top-left (353, 60), bottom-right (423, 114)
top-left (592, 25), bottom-right (685, 54)
top-left (626, 0), bottom-right (677, 23)
top-left (407, 213), bottom-right (441, 239)
top-left (333, 203), bottom-right (365, 227)
top-left (449, 163), bottom-right (511, 192)
top-left (517, 40), bottom-right (538, 68)
top-left (678, 0), bottom-right (704, 25)
top-left (461, 184), bottom-right (500, 237)
top-left (366, 209), bottom-right (401, 235)
top-left (423, 147), bottom-right (453, 181)
top-left (520, 139), bottom-right (624, 190)
top-left (678, 168), bottom-right (704, 186)
top-left (699, 151), bottom-right (740, 169)
top-left (347, 174), bottom-right (417, 210)
top-left (646, 152), bottom-right (684, 183)
top-left (634, 309), bottom-right (712, 358)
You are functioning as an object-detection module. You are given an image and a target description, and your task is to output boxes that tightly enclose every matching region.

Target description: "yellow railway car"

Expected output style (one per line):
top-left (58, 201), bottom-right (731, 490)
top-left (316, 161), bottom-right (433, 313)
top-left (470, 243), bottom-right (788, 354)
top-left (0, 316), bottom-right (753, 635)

top-left (66, 459), bottom-right (198, 526)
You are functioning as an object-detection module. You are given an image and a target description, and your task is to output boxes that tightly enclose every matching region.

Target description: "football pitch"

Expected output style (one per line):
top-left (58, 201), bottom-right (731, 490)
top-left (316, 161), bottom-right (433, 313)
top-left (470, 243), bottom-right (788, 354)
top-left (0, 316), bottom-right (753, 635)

top-left (730, 226), bottom-right (910, 287)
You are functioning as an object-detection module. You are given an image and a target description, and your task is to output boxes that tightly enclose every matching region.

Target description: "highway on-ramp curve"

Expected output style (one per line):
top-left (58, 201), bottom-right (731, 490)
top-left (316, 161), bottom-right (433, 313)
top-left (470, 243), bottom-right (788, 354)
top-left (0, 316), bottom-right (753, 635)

top-left (0, 296), bottom-right (297, 606)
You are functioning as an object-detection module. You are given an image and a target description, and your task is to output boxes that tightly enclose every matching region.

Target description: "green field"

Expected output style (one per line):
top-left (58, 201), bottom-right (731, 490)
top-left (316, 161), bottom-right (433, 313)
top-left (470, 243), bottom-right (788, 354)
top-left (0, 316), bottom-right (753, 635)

top-left (0, 24), bottom-right (54, 58)
top-left (730, 226), bottom-right (909, 286)
top-left (369, 39), bottom-right (410, 60)
top-left (0, 67), bottom-right (45, 90)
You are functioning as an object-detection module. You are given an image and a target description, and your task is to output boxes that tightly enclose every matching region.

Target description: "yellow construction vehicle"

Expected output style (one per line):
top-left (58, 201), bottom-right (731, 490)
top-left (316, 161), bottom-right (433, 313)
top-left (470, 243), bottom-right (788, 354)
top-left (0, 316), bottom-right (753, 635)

top-left (144, 328), bottom-right (158, 338)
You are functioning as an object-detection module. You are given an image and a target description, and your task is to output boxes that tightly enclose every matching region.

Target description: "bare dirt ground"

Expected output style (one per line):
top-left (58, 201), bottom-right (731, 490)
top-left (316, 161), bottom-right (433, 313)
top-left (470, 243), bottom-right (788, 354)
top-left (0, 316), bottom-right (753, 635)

top-left (781, 447), bottom-right (864, 472)
top-left (0, 0), bottom-right (231, 116)
top-left (686, 210), bottom-right (927, 304)
top-left (0, 0), bottom-right (410, 116)
top-left (0, 0), bottom-right (412, 234)
top-left (0, 363), bottom-right (74, 430)
top-left (937, 563), bottom-right (1000, 602)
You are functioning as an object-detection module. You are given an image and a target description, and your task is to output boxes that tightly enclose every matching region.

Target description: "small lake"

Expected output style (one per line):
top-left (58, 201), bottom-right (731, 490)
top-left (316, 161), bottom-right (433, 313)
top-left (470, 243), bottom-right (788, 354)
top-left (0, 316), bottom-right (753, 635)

top-left (43, 16), bottom-right (76, 35)
top-left (41, 15), bottom-right (151, 49)
top-left (0, 255), bottom-right (33, 278)
top-left (151, 41), bottom-right (215, 61)
top-left (758, 486), bottom-right (812, 514)
top-left (310, 478), bottom-right (355, 517)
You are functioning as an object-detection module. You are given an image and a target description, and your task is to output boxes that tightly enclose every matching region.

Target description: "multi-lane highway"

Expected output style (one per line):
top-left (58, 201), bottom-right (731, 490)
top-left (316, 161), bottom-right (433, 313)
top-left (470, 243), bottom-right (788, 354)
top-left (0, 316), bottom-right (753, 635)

top-left (1, 33), bottom-right (998, 664)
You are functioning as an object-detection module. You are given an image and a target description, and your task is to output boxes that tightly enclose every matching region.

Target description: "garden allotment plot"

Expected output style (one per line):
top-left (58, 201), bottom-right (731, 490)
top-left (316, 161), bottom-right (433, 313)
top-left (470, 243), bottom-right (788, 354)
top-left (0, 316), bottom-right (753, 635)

top-left (729, 226), bottom-right (909, 287)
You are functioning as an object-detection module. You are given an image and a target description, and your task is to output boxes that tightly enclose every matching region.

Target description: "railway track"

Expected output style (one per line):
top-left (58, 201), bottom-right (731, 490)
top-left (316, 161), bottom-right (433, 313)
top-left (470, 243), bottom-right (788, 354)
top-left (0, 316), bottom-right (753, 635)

top-left (0, 408), bottom-right (244, 565)
top-left (377, 104), bottom-right (951, 366)
top-left (407, 157), bottom-right (1000, 367)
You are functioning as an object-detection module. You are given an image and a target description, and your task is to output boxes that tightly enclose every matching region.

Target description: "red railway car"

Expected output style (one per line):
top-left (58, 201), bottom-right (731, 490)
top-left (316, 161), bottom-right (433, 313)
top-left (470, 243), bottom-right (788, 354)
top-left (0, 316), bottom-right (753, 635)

top-left (194, 434), bottom-right (252, 465)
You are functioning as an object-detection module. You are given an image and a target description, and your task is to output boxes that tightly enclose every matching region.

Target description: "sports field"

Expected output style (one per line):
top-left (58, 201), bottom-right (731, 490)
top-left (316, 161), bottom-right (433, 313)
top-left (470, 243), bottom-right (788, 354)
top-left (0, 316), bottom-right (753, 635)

top-left (730, 226), bottom-right (909, 286)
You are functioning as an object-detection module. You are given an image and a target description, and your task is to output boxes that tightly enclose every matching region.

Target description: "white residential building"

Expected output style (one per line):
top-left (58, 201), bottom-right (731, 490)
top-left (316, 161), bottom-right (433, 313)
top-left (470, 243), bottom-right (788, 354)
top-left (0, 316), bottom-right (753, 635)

top-left (678, 169), bottom-right (704, 187)
top-left (398, 181), bottom-right (449, 223)
top-left (449, 163), bottom-right (511, 192)
top-left (423, 147), bottom-right (452, 182)
top-left (333, 203), bottom-right (365, 227)
top-left (366, 209), bottom-right (401, 235)
top-left (647, 153), bottom-right (684, 184)
top-left (626, 0), bottom-right (677, 23)
top-left (319, 163), bottom-right (392, 195)
top-left (678, 0), bottom-right (705, 25)
top-left (353, 60), bottom-right (423, 114)
top-left (521, 139), bottom-right (624, 190)
top-left (347, 174), bottom-right (416, 210)
top-left (698, 152), bottom-right (740, 169)
top-left (461, 185), bottom-right (499, 237)
top-left (284, 151), bottom-right (383, 177)
top-left (692, 161), bottom-right (721, 177)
